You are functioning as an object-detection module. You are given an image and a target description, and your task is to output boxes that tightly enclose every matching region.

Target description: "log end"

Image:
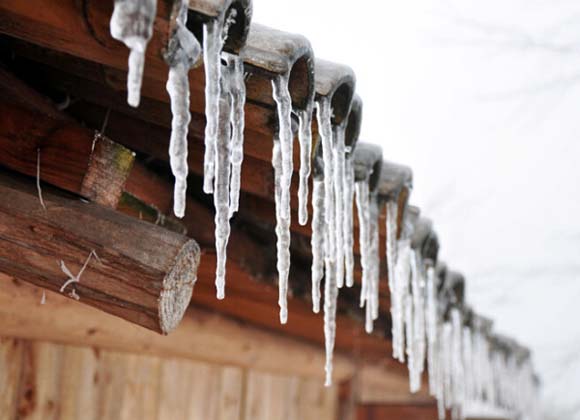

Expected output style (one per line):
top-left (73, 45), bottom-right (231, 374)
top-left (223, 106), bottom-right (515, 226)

top-left (158, 239), bottom-right (200, 334)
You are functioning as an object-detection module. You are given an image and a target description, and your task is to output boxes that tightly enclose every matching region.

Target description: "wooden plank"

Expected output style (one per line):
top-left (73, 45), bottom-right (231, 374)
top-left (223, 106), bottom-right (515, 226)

top-left (357, 364), bottom-right (434, 405)
top-left (0, 171), bottom-right (200, 334)
top-left (0, 277), bottom-right (355, 380)
top-left (0, 337), bottom-right (24, 420)
top-left (58, 346), bottom-right (99, 420)
top-left (356, 403), bottom-right (438, 420)
top-left (17, 341), bottom-right (63, 420)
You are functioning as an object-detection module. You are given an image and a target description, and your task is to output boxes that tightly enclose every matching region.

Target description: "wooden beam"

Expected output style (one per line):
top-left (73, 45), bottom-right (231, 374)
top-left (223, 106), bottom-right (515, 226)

top-left (0, 275), bottom-right (355, 381)
top-left (0, 171), bottom-right (200, 334)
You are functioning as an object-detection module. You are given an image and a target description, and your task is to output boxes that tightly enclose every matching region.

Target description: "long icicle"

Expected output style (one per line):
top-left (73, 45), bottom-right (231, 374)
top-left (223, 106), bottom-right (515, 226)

top-left (213, 80), bottom-right (232, 300)
top-left (202, 18), bottom-right (225, 193)
top-left (226, 54), bottom-right (246, 217)
top-left (311, 178), bottom-right (325, 313)
top-left (110, 0), bottom-right (157, 107)
top-left (297, 106), bottom-right (313, 225)
top-left (343, 157), bottom-right (355, 287)
top-left (323, 228), bottom-right (338, 387)
top-left (333, 123), bottom-right (347, 288)
top-left (165, 0), bottom-right (201, 218)
top-left (316, 98), bottom-right (336, 272)
top-left (355, 180), bottom-right (370, 310)
top-left (272, 73), bottom-right (293, 324)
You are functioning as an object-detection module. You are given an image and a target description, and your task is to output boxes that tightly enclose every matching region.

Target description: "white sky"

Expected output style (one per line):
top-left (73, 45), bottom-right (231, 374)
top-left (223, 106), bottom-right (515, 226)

top-left (255, 1), bottom-right (580, 418)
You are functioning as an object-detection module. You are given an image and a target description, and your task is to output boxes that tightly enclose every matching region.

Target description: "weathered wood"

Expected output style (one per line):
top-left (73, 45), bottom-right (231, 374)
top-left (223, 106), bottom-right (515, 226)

top-left (357, 364), bottom-right (433, 405)
top-left (0, 101), bottom-right (135, 208)
top-left (314, 59), bottom-right (355, 125)
top-left (356, 403), bottom-right (439, 420)
top-left (0, 277), bottom-right (355, 380)
top-left (0, 0), bottom-right (311, 119)
top-left (0, 337), bottom-right (23, 419)
top-left (0, 172), bottom-right (200, 334)
top-left (241, 24), bottom-right (315, 110)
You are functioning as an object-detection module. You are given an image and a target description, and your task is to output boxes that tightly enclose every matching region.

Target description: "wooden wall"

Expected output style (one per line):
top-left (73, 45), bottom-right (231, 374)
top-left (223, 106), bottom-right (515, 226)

top-left (0, 337), bottom-right (338, 420)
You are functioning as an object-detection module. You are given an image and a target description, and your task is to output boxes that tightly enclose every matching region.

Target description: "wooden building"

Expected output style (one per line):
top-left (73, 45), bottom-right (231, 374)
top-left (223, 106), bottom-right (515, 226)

top-left (0, 1), bottom-right (527, 419)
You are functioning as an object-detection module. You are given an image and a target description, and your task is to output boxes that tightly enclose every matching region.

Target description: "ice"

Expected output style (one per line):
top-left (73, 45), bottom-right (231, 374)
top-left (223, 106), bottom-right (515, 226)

top-left (451, 308), bottom-right (464, 414)
top-left (386, 200), bottom-right (398, 300)
top-left (409, 249), bottom-right (426, 392)
top-left (323, 228), bottom-right (338, 387)
top-left (405, 292), bottom-right (419, 391)
top-left (166, 64), bottom-right (192, 218)
top-left (316, 98), bottom-right (336, 265)
top-left (343, 157), bottom-right (355, 287)
top-left (202, 18), bottom-right (224, 194)
top-left (366, 197), bottom-right (380, 333)
top-left (297, 107), bottom-right (313, 225)
top-left (393, 238), bottom-right (411, 362)
top-left (311, 178), bottom-right (325, 313)
top-left (462, 326), bottom-right (474, 402)
top-left (213, 89), bottom-right (232, 300)
top-left (271, 73), bottom-right (294, 324)
top-left (110, 0), bottom-right (157, 107)
top-left (333, 124), bottom-right (347, 288)
top-left (426, 266), bottom-right (439, 394)
top-left (226, 54), bottom-right (246, 217)
top-left (165, 0), bottom-right (201, 218)
top-left (354, 180), bottom-right (370, 308)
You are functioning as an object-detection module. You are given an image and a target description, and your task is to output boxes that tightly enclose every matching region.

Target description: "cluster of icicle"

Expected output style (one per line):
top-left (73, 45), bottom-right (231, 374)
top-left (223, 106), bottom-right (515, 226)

top-left (384, 208), bottom-right (539, 420)
top-left (110, 0), bottom-right (246, 300)
top-left (110, 4), bottom-right (539, 407)
top-left (310, 98), bottom-right (383, 386)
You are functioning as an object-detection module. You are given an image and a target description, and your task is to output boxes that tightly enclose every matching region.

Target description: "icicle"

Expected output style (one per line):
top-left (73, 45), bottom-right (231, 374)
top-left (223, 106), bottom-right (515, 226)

top-left (271, 73), bottom-right (294, 324)
top-left (165, 0), bottom-right (202, 218)
top-left (404, 292), bottom-right (418, 391)
top-left (462, 326), bottom-right (474, 403)
top-left (323, 228), bottom-right (338, 387)
top-left (343, 157), bottom-right (355, 287)
top-left (366, 196), bottom-right (380, 333)
top-left (226, 54), bottom-right (246, 217)
top-left (408, 250), bottom-right (426, 392)
top-left (311, 178), bottom-right (325, 313)
top-left (316, 98), bottom-right (336, 268)
top-left (386, 200), bottom-right (398, 309)
top-left (355, 180), bottom-right (370, 309)
top-left (213, 90), bottom-right (232, 300)
top-left (110, 0), bottom-right (157, 107)
top-left (202, 18), bottom-right (225, 193)
top-left (272, 139), bottom-right (290, 323)
top-left (450, 308), bottom-right (464, 415)
top-left (442, 320), bottom-right (454, 410)
top-left (333, 123), bottom-right (347, 288)
top-left (392, 238), bottom-right (411, 362)
top-left (297, 107), bottom-right (313, 225)
top-left (426, 266), bottom-right (439, 395)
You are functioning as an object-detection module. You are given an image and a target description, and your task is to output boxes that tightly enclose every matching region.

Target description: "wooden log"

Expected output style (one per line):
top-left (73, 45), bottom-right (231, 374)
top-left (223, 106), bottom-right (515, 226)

top-left (0, 0), bottom-right (312, 122)
top-left (0, 171), bottom-right (200, 334)
top-left (0, 101), bottom-right (135, 208)
top-left (0, 277), bottom-right (355, 380)
top-left (241, 24), bottom-right (315, 111)
top-left (377, 160), bottom-right (413, 239)
top-left (314, 59), bottom-right (356, 125)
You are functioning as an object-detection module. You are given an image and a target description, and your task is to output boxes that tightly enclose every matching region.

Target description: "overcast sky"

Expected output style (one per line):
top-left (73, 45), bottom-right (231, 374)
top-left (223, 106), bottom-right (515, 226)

top-left (255, 1), bottom-right (580, 418)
